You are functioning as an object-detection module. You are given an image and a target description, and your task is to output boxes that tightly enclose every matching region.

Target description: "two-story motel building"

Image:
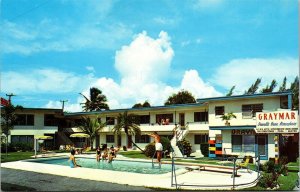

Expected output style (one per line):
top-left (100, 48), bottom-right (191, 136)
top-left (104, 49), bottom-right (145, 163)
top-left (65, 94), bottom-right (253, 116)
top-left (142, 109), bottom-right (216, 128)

top-left (8, 91), bottom-right (299, 161)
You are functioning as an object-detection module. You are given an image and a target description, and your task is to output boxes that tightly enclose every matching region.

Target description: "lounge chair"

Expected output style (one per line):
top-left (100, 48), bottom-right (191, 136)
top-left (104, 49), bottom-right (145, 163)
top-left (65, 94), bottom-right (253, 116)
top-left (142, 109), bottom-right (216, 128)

top-left (237, 157), bottom-right (251, 173)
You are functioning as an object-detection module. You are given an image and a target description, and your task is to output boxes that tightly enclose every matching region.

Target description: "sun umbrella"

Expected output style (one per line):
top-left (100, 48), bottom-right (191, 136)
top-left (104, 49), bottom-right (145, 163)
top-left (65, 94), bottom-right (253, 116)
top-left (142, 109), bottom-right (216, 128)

top-left (34, 136), bottom-right (53, 158)
top-left (35, 135), bottom-right (53, 140)
top-left (70, 133), bottom-right (90, 138)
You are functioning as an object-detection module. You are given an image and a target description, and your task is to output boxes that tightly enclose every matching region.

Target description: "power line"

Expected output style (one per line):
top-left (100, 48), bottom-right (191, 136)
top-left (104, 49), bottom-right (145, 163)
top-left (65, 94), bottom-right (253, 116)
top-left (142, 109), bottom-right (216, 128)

top-left (9, 0), bottom-right (51, 21)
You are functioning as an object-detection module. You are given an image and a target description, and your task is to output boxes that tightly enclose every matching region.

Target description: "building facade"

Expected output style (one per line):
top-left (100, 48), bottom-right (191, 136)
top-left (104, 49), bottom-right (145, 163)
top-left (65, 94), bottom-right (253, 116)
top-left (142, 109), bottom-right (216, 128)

top-left (7, 91), bottom-right (299, 161)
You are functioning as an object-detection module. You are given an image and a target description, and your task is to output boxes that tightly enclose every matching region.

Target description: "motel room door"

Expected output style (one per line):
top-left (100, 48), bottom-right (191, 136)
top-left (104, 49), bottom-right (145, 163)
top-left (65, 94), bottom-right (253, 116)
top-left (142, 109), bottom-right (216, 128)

top-left (179, 113), bottom-right (185, 127)
top-left (256, 135), bottom-right (268, 160)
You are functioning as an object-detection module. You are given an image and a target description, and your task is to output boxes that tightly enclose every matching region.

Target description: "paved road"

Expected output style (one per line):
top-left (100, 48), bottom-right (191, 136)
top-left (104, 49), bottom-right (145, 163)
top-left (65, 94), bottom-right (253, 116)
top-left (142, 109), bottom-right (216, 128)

top-left (1, 168), bottom-right (153, 191)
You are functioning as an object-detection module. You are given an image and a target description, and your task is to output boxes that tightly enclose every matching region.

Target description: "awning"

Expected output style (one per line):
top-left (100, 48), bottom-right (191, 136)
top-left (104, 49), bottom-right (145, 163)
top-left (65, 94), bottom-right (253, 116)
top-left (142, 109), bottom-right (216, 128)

top-left (210, 125), bottom-right (255, 130)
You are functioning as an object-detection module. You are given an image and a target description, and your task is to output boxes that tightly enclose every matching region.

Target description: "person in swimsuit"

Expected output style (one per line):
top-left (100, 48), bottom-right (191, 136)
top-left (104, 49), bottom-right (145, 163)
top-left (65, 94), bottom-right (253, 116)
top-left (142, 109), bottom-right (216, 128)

top-left (148, 132), bottom-right (163, 163)
top-left (108, 145), bottom-right (117, 163)
top-left (96, 146), bottom-right (101, 162)
top-left (69, 149), bottom-right (81, 168)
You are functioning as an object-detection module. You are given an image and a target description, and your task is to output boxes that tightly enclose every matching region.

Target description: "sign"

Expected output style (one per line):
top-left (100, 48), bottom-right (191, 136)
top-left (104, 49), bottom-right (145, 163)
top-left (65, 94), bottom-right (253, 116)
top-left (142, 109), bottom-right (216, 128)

top-left (255, 111), bottom-right (299, 133)
top-left (232, 129), bottom-right (256, 135)
top-left (0, 97), bottom-right (9, 106)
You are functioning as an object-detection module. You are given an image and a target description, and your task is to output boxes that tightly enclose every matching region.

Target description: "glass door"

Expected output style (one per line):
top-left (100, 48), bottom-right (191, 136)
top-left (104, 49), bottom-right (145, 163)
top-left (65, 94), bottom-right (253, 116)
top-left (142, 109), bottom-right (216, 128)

top-left (179, 113), bottom-right (185, 127)
top-left (256, 135), bottom-right (268, 160)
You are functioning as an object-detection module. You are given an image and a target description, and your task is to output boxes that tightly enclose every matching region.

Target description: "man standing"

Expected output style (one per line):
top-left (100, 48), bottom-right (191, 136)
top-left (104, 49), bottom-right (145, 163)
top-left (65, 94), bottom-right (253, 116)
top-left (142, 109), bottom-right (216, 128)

top-left (149, 132), bottom-right (163, 163)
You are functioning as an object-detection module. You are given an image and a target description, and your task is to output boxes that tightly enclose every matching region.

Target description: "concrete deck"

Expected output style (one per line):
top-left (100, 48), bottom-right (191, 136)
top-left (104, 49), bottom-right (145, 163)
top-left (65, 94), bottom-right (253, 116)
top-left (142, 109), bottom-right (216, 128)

top-left (1, 154), bottom-right (259, 190)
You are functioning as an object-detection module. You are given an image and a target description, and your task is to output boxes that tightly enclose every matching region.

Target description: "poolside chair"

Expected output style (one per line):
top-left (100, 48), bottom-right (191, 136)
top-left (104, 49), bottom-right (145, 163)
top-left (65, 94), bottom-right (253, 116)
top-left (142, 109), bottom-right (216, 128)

top-left (237, 157), bottom-right (251, 173)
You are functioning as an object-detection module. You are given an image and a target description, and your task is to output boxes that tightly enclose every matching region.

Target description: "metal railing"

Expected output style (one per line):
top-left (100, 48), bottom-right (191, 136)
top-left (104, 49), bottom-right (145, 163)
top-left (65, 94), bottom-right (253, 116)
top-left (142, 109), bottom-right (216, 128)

top-left (170, 147), bottom-right (262, 190)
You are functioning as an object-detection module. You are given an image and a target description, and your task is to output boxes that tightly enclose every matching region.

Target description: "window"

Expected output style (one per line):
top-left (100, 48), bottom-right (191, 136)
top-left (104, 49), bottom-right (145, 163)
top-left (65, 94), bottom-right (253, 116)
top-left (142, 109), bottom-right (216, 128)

top-left (242, 104), bottom-right (263, 118)
top-left (232, 135), bottom-right (242, 152)
top-left (232, 135), bottom-right (255, 152)
top-left (106, 117), bottom-right (115, 125)
top-left (135, 135), bottom-right (150, 143)
top-left (15, 114), bottom-right (34, 126)
top-left (215, 106), bottom-right (224, 116)
top-left (138, 115), bottom-right (150, 124)
top-left (194, 112), bottom-right (208, 122)
top-left (194, 134), bottom-right (208, 144)
top-left (44, 114), bottom-right (58, 126)
top-left (156, 114), bottom-right (173, 124)
top-left (244, 135), bottom-right (255, 152)
top-left (11, 135), bottom-right (34, 145)
top-left (106, 135), bottom-right (115, 143)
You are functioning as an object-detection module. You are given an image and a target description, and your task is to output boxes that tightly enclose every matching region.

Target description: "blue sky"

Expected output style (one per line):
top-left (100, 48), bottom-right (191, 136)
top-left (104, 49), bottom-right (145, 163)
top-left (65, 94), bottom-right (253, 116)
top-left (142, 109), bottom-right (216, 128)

top-left (1, 0), bottom-right (298, 112)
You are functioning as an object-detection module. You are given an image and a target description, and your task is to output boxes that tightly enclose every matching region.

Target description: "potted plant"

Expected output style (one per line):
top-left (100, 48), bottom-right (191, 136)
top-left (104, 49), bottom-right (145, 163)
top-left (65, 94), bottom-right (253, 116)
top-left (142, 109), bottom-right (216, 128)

top-left (221, 112), bottom-right (237, 126)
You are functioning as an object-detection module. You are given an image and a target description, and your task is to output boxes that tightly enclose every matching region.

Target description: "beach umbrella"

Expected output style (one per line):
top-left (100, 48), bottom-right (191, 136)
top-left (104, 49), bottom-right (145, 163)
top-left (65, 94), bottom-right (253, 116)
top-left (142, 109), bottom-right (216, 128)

top-left (70, 133), bottom-right (90, 150)
top-left (70, 133), bottom-right (89, 138)
top-left (35, 135), bottom-right (53, 140)
top-left (34, 136), bottom-right (53, 158)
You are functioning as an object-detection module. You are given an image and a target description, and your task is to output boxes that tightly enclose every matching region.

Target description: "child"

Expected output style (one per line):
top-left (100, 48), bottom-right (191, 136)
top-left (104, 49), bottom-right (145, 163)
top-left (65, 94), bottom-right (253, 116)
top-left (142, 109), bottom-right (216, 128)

top-left (69, 149), bottom-right (81, 168)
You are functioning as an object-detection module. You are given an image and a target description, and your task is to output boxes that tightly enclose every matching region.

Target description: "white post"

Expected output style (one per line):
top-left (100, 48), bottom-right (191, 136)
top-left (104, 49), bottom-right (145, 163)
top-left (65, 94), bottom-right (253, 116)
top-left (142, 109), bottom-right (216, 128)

top-left (34, 139), bottom-right (37, 158)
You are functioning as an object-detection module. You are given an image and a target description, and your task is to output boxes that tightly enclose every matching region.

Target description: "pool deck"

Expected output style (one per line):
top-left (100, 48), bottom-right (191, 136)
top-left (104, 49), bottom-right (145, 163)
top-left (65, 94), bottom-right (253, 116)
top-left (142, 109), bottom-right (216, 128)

top-left (1, 154), bottom-right (259, 190)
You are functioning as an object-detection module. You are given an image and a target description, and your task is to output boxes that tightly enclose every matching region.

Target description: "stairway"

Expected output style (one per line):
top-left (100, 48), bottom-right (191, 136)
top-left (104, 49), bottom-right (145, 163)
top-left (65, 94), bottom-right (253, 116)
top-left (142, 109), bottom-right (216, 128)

top-left (170, 124), bottom-right (189, 158)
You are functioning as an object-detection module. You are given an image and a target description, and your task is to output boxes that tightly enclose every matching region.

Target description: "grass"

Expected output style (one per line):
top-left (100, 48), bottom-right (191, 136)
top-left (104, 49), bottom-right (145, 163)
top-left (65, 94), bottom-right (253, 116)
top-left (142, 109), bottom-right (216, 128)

top-left (1, 151), bottom-right (35, 163)
top-left (118, 150), bottom-right (148, 159)
top-left (243, 172), bottom-right (298, 191)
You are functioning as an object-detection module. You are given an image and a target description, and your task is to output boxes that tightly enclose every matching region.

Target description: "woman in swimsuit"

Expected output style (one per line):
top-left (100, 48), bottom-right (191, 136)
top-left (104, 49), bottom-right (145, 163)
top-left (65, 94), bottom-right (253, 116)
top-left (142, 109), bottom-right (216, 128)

top-left (96, 146), bottom-right (101, 162)
top-left (69, 149), bottom-right (81, 168)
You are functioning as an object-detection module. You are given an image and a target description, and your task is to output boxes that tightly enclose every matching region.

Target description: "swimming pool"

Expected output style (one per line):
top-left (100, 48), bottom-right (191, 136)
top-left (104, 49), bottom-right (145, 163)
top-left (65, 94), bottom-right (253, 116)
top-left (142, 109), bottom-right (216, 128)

top-left (29, 158), bottom-right (179, 174)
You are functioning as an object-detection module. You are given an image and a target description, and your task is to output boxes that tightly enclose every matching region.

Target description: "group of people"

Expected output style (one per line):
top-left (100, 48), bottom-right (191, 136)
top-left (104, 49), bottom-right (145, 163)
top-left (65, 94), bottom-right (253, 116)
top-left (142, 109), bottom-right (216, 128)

top-left (69, 144), bottom-right (119, 168)
top-left (96, 145), bottom-right (119, 163)
top-left (69, 131), bottom-right (164, 168)
top-left (157, 118), bottom-right (170, 125)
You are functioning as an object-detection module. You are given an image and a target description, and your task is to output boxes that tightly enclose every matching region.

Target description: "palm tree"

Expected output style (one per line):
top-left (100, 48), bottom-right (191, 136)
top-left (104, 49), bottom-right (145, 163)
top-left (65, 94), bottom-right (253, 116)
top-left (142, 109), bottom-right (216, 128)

top-left (221, 112), bottom-right (237, 126)
top-left (112, 111), bottom-right (144, 153)
top-left (80, 87), bottom-right (109, 111)
top-left (1, 104), bottom-right (23, 157)
top-left (77, 116), bottom-right (106, 150)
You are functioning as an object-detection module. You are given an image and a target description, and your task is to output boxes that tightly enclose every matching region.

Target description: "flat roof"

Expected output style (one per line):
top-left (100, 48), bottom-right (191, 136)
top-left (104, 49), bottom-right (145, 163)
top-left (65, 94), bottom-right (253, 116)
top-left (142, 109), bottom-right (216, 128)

top-left (197, 91), bottom-right (291, 103)
top-left (65, 102), bottom-right (206, 116)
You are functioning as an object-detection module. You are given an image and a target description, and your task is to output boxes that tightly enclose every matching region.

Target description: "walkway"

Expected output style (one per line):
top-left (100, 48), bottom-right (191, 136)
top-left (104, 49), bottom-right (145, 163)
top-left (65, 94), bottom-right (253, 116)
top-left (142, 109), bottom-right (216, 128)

top-left (1, 168), bottom-right (152, 191)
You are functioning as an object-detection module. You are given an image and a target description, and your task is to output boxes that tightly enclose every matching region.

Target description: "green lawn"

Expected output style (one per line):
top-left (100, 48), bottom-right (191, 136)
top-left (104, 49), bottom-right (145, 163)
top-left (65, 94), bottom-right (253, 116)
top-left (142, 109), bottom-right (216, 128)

top-left (243, 172), bottom-right (298, 191)
top-left (118, 150), bottom-right (148, 159)
top-left (1, 152), bottom-right (35, 163)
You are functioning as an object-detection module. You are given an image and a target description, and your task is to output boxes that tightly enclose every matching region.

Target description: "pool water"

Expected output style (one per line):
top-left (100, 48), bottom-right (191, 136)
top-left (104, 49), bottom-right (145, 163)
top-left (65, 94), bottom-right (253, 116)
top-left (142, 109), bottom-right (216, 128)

top-left (30, 158), bottom-right (178, 174)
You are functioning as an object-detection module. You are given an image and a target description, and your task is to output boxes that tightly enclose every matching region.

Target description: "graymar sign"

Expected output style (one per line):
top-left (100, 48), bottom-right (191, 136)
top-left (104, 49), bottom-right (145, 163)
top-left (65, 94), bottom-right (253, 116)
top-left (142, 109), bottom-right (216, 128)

top-left (255, 111), bottom-right (299, 133)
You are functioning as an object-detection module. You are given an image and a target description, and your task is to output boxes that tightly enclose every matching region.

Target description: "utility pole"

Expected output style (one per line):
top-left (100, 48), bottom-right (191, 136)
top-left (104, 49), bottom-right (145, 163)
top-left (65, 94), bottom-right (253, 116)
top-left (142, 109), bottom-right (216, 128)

top-left (6, 93), bottom-right (16, 104)
top-left (60, 100), bottom-right (68, 111)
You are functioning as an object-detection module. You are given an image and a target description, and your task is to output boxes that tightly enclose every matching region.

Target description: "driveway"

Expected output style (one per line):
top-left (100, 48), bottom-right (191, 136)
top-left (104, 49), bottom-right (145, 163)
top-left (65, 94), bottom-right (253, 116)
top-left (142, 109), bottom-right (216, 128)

top-left (1, 168), bottom-right (153, 191)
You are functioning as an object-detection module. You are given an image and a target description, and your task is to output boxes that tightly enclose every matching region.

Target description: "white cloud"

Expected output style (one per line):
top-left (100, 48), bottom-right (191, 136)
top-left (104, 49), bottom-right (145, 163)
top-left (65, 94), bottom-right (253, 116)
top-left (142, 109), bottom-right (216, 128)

top-left (211, 57), bottom-right (299, 94)
top-left (181, 40), bottom-right (191, 47)
top-left (153, 17), bottom-right (177, 26)
top-left (45, 100), bottom-right (82, 112)
top-left (88, 31), bottom-right (221, 109)
top-left (2, 69), bottom-right (95, 94)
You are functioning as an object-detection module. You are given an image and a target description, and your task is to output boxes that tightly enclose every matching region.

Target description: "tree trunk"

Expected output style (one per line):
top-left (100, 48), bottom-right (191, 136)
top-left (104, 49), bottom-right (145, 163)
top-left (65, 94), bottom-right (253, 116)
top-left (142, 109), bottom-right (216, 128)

top-left (6, 136), bottom-right (8, 157)
top-left (127, 135), bottom-right (144, 153)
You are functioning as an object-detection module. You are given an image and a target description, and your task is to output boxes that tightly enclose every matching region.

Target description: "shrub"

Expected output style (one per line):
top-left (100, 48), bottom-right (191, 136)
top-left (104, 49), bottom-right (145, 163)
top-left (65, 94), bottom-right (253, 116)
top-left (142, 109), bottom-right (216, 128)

top-left (122, 146), bottom-right (127, 151)
top-left (144, 142), bottom-right (155, 157)
top-left (161, 136), bottom-right (171, 152)
top-left (177, 139), bottom-right (192, 157)
top-left (258, 172), bottom-right (279, 189)
top-left (263, 160), bottom-right (275, 173)
top-left (1, 143), bottom-right (17, 152)
top-left (200, 143), bottom-right (209, 157)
